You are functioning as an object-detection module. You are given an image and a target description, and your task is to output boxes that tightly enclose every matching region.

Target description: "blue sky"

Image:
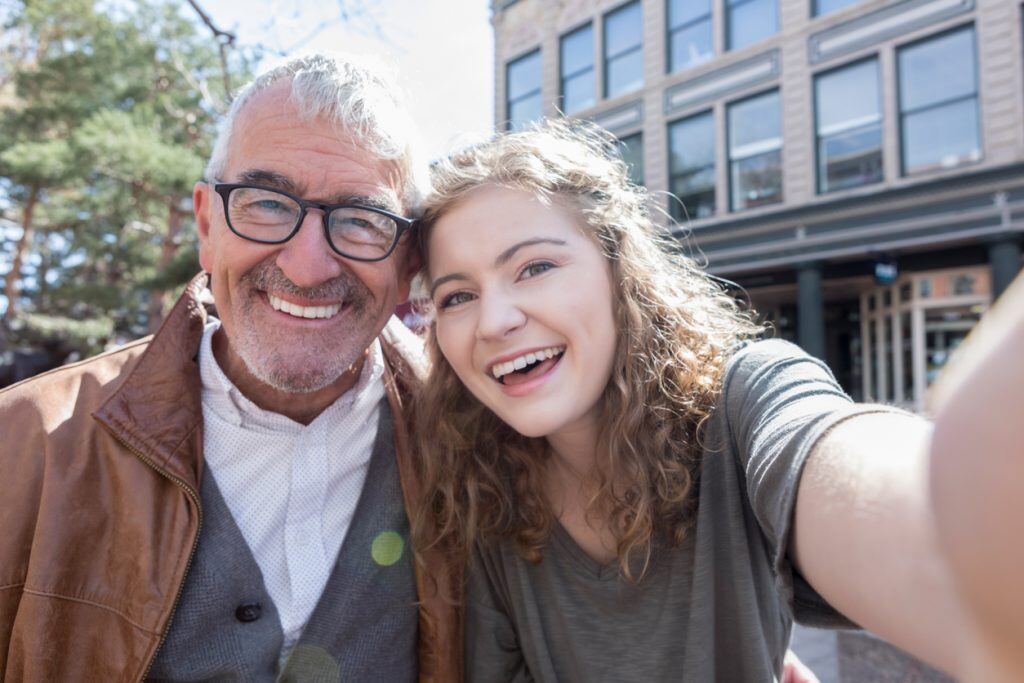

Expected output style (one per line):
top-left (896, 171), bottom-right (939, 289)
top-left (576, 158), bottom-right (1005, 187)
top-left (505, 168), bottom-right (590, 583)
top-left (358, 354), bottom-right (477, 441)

top-left (207, 0), bottom-right (496, 159)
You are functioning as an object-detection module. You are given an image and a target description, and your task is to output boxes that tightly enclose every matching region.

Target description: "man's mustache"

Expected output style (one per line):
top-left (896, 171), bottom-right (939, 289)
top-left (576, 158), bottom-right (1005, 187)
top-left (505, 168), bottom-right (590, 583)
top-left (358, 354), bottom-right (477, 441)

top-left (240, 258), bottom-right (370, 305)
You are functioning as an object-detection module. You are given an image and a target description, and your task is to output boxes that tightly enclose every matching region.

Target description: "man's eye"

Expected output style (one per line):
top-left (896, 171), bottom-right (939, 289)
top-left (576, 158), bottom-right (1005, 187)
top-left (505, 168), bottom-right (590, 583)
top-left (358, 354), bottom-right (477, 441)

top-left (439, 291), bottom-right (473, 309)
top-left (520, 261), bottom-right (555, 279)
top-left (255, 199), bottom-right (286, 210)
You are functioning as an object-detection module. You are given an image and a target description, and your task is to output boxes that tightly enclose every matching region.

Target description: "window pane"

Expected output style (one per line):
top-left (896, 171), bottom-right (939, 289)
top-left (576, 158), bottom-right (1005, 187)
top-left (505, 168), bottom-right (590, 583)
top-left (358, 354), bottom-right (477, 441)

top-left (819, 122), bottom-right (882, 192)
top-left (669, 112), bottom-right (715, 219)
top-left (606, 48), bottom-right (644, 97)
top-left (815, 0), bottom-right (861, 15)
top-left (728, 0), bottom-right (777, 51)
top-left (507, 51), bottom-right (541, 100)
top-left (669, 112), bottom-right (715, 172)
top-left (816, 59), bottom-right (880, 135)
top-left (731, 149), bottom-right (783, 210)
top-left (729, 91), bottom-right (781, 156)
top-left (669, 18), bottom-right (713, 72)
top-left (899, 29), bottom-right (976, 112)
top-left (561, 24), bottom-right (593, 77)
top-left (605, 1), bottom-right (642, 57)
top-left (616, 133), bottom-right (644, 185)
top-left (668, 0), bottom-right (711, 28)
top-left (671, 168), bottom-right (716, 220)
top-left (508, 94), bottom-right (542, 132)
top-left (903, 98), bottom-right (980, 173)
top-left (563, 71), bottom-right (595, 114)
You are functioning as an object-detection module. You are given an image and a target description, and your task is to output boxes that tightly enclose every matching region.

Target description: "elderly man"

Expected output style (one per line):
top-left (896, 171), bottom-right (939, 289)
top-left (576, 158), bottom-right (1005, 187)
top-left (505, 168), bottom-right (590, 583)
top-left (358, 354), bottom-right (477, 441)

top-left (0, 54), bottom-right (459, 681)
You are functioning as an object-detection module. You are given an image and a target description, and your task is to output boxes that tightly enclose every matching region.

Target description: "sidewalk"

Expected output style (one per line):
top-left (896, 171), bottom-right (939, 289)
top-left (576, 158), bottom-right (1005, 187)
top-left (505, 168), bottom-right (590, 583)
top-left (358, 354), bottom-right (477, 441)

top-left (790, 626), bottom-right (955, 682)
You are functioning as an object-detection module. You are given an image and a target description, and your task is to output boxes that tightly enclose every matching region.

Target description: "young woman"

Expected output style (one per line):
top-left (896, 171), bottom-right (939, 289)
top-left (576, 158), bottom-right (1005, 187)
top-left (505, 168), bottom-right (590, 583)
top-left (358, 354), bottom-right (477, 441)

top-left (410, 120), bottom-right (1021, 682)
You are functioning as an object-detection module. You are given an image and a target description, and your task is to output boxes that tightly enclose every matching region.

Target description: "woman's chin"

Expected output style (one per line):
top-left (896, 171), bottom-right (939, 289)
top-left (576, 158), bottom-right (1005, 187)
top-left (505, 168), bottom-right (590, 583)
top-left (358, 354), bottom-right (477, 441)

top-left (494, 411), bottom-right (556, 440)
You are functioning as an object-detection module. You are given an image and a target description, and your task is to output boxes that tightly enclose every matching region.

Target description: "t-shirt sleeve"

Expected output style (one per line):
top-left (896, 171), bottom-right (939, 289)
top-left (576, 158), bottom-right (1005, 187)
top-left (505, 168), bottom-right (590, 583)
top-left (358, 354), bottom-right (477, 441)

top-left (722, 339), bottom-right (905, 628)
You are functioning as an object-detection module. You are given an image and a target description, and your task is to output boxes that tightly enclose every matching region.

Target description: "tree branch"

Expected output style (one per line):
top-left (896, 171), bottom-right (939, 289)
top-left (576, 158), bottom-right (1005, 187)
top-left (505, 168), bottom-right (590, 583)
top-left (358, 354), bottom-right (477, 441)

top-left (182, 0), bottom-right (236, 98)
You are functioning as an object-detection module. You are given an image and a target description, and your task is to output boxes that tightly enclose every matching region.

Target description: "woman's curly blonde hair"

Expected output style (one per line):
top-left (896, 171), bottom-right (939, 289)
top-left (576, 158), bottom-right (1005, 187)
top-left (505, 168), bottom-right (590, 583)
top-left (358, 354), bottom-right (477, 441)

top-left (411, 119), bottom-right (763, 581)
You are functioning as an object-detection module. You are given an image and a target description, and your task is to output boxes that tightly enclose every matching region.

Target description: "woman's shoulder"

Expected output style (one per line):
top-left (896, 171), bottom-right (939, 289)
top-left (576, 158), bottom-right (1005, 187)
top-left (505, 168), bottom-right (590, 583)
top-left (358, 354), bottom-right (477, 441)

top-left (722, 338), bottom-right (837, 400)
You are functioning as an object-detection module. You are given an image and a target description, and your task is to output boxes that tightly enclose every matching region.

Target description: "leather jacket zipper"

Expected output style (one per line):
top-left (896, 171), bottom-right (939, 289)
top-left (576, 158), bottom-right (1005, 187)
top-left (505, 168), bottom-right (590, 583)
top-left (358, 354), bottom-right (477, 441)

top-left (102, 429), bottom-right (204, 683)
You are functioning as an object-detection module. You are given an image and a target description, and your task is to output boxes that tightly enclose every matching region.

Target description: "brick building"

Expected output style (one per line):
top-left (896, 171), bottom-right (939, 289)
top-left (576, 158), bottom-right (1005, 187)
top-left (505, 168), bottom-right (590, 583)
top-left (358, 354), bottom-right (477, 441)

top-left (491, 0), bottom-right (1024, 411)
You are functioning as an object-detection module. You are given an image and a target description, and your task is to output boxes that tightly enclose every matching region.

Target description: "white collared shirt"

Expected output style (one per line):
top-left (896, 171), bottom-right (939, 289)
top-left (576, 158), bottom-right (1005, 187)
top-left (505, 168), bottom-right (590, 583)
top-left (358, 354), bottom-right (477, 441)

top-left (197, 318), bottom-right (384, 650)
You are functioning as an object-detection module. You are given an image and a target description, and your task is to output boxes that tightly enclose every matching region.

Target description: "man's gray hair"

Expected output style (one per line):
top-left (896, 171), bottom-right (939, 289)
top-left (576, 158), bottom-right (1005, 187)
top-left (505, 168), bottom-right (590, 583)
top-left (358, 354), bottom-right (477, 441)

top-left (205, 52), bottom-right (427, 211)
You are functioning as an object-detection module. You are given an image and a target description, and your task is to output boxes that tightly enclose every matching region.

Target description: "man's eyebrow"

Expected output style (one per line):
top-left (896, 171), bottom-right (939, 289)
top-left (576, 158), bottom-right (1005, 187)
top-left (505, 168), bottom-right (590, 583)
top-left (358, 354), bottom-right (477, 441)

top-left (337, 194), bottom-right (402, 214)
top-left (430, 238), bottom-right (569, 297)
top-left (236, 169), bottom-right (300, 194)
top-left (495, 238), bottom-right (568, 267)
top-left (232, 170), bottom-right (402, 213)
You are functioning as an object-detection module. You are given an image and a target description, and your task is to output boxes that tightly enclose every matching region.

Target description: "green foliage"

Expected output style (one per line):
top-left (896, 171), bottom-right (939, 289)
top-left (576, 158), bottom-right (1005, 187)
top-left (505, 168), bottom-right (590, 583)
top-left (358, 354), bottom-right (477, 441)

top-left (0, 0), bottom-right (252, 356)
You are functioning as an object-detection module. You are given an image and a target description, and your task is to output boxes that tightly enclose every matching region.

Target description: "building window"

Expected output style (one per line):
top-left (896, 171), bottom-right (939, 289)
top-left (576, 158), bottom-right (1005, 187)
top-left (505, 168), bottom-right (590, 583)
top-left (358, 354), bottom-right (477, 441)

top-left (561, 24), bottom-right (595, 115)
top-left (616, 132), bottom-right (645, 185)
top-left (603, 1), bottom-right (643, 99)
top-left (668, 0), bottom-right (713, 73)
top-left (728, 90), bottom-right (782, 211)
top-left (814, 0), bottom-right (861, 16)
top-left (815, 58), bottom-right (883, 193)
top-left (668, 111), bottom-right (716, 220)
top-left (898, 27), bottom-right (981, 175)
top-left (506, 49), bottom-right (542, 132)
top-left (727, 0), bottom-right (778, 51)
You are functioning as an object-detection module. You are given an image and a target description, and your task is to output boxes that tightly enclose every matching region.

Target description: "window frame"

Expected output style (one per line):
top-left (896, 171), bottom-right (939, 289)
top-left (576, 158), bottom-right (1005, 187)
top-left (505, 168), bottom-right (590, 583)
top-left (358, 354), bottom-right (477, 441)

top-left (616, 131), bottom-right (645, 186)
top-left (505, 48), bottom-right (543, 132)
top-left (895, 24), bottom-right (982, 176)
top-left (813, 55), bottom-right (884, 194)
top-left (560, 21), bottom-right (596, 115)
top-left (727, 88), bottom-right (784, 212)
top-left (666, 0), bottom-right (714, 74)
top-left (667, 109), bottom-right (717, 221)
top-left (602, 0), bottom-right (644, 99)
top-left (726, 0), bottom-right (778, 52)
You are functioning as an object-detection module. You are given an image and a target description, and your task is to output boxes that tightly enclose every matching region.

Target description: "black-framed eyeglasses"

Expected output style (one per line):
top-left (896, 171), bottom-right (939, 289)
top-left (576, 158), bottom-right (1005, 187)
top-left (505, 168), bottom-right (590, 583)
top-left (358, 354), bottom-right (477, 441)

top-left (212, 183), bottom-right (414, 262)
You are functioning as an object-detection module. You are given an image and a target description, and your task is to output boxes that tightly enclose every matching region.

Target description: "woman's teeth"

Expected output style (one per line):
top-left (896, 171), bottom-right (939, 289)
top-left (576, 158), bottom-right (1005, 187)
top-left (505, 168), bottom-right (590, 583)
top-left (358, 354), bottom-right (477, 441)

top-left (491, 346), bottom-right (565, 380)
top-left (268, 293), bottom-right (342, 319)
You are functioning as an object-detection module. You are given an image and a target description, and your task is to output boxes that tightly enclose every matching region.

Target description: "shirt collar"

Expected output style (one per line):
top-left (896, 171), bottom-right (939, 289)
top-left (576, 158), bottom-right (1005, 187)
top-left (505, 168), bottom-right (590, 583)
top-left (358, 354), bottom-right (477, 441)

top-left (198, 316), bottom-right (385, 433)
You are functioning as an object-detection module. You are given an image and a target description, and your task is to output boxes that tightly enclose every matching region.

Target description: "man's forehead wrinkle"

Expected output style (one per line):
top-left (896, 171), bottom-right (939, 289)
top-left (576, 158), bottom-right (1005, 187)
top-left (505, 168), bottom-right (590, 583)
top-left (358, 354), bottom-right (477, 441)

top-left (227, 84), bottom-right (404, 212)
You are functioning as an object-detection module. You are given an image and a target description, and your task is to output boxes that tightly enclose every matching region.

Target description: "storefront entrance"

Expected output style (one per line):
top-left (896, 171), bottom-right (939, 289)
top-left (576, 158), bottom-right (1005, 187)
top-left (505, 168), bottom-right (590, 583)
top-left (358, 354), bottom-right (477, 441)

top-left (859, 266), bottom-right (990, 411)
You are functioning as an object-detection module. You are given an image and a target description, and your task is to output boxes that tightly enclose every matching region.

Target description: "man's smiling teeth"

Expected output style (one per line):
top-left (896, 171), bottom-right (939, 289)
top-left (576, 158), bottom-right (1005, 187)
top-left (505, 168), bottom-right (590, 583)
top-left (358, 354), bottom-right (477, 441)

top-left (268, 293), bottom-right (342, 319)
top-left (491, 346), bottom-right (565, 379)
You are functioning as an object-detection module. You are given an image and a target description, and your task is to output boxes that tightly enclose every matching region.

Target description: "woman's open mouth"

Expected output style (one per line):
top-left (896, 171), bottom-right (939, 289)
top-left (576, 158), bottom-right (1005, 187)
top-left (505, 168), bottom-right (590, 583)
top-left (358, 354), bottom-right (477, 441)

top-left (489, 346), bottom-right (565, 386)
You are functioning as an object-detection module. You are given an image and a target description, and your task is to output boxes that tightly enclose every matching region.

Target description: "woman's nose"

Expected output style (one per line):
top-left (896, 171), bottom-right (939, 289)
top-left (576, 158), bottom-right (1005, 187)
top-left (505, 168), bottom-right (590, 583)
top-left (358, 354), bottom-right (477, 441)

top-left (475, 290), bottom-right (527, 341)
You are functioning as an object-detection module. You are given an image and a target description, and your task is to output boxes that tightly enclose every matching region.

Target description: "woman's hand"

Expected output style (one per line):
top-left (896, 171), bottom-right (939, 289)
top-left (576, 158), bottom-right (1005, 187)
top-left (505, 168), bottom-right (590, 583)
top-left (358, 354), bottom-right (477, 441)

top-left (782, 650), bottom-right (820, 683)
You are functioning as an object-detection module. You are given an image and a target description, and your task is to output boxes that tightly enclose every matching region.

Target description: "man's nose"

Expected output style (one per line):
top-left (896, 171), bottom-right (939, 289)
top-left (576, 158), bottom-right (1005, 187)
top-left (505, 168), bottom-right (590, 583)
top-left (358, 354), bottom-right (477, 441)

top-left (476, 289), bottom-right (527, 342)
top-left (275, 210), bottom-right (344, 288)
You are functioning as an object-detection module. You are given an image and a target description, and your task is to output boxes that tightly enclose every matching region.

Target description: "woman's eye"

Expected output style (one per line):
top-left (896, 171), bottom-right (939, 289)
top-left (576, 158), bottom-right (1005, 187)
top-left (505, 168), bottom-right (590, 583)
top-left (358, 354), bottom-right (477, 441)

top-left (520, 261), bottom-right (555, 279)
top-left (439, 291), bottom-right (473, 309)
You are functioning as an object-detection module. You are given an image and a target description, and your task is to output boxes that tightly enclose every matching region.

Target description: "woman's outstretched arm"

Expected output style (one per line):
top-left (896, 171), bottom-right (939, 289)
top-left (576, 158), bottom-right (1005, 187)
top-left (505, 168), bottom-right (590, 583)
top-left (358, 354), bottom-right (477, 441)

top-left (928, 271), bottom-right (1024, 681)
top-left (790, 272), bottom-right (1024, 680)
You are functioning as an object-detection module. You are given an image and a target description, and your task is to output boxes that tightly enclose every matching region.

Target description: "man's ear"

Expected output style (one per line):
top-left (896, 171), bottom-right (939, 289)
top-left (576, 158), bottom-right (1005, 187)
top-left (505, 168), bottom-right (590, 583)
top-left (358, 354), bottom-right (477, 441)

top-left (396, 234), bottom-right (422, 304)
top-left (194, 181), bottom-right (214, 272)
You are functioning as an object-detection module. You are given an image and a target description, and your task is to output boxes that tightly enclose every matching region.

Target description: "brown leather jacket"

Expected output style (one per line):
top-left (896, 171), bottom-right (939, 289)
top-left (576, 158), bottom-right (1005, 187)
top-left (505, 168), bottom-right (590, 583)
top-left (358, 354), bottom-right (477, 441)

top-left (0, 274), bottom-right (462, 682)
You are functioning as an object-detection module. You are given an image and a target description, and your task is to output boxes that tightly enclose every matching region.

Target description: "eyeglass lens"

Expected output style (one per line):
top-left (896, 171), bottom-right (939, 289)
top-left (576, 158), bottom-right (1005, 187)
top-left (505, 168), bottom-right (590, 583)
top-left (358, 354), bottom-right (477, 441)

top-left (226, 186), bottom-right (398, 260)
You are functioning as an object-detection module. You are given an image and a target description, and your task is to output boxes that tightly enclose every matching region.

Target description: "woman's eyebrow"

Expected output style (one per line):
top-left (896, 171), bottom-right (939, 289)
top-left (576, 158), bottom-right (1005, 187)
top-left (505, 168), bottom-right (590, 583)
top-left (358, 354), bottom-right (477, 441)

top-left (429, 272), bottom-right (468, 298)
top-left (495, 238), bottom-right (567, 267)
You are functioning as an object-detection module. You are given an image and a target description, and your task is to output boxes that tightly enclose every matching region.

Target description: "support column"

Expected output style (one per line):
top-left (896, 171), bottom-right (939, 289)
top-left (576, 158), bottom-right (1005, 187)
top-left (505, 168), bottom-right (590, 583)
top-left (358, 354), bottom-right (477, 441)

top-left (797, 262), bottom-right (826, 360)
top-left (989, 238), bottom-right (1022, 300)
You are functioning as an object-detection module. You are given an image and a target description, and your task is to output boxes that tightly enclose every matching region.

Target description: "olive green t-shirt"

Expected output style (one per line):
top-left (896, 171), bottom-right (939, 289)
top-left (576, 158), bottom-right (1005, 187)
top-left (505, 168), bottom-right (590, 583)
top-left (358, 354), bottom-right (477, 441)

top-left (466, 340), bottom-right (905, 682)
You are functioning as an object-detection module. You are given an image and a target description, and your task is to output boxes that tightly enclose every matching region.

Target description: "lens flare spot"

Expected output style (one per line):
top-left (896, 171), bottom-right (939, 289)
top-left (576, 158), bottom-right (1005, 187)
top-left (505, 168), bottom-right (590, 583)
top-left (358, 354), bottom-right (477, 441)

top-left (281, 644), bottom-right (340, 682)
top-left (372, 530), bottom-right (404, 567)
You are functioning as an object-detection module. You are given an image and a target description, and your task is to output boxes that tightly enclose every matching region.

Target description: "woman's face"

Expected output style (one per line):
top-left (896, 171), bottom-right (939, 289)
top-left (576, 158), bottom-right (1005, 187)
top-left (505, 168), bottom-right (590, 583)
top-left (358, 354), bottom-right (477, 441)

top-left (428, 185), bottom-right (618, 439)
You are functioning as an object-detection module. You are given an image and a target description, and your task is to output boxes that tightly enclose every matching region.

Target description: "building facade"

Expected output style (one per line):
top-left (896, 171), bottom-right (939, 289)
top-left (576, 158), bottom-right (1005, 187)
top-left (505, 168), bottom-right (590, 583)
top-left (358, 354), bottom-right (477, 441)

top-left (492, 0), bottom-right (1024, 411)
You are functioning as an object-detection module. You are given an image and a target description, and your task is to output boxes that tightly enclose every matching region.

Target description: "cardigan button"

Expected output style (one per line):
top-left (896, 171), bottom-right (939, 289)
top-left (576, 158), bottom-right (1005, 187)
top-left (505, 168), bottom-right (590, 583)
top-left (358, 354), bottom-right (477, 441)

top-left (235, 602), bottom-right (262, 623)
